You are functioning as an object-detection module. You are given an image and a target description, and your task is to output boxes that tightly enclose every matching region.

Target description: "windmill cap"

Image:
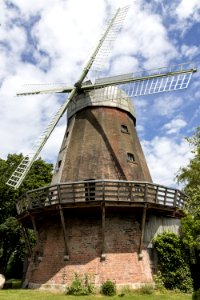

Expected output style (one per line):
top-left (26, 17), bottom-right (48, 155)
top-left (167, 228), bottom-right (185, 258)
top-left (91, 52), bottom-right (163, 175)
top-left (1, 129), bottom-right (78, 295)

top-left (67, 86), bottom-right (136, 120)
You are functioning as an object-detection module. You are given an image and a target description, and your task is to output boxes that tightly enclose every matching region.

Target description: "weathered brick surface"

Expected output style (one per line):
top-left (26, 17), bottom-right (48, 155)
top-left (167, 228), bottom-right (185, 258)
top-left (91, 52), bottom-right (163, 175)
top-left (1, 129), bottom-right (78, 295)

top-left (26, 212), bottom-right (153, 287)
top-left (53, 107), bottom-right (152, 183)
top-left (25, 104), bottom-right (154, 289)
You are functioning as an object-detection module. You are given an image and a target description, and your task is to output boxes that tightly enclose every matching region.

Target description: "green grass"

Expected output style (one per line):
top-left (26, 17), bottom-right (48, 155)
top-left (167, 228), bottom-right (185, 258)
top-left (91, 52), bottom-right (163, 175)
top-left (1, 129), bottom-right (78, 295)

top-left (0, 290), bottom-right (192, 300)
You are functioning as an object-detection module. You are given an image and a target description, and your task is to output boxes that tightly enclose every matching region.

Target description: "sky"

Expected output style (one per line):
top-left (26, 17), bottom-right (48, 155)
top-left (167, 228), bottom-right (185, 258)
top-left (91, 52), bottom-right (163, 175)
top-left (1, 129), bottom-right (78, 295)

top-left (0, 0), bottom-right (199, 188)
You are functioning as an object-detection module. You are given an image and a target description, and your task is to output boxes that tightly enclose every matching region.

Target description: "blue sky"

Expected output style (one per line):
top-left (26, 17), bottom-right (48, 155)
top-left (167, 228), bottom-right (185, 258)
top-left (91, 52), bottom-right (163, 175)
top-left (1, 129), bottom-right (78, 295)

top-left (0, 0), bottom-right (199, 187)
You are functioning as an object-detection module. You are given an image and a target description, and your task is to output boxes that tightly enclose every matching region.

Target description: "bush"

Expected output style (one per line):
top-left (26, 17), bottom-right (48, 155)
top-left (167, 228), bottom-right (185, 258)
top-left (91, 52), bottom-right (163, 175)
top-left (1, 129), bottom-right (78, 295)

top-left (101, 280), bottom-right (116, 296)
top-left (153, 232), bottom-right (193, 293)
top-left (66, 273), bottom-right (94, 296)
top-left (153, 271), bottom-right (166, 291)
top-left (119, 285), bottom-right (134, 295)
top-left (137, 284), bottom-right (154, 295)
top-left (193, 289), bottom-right (200, 300)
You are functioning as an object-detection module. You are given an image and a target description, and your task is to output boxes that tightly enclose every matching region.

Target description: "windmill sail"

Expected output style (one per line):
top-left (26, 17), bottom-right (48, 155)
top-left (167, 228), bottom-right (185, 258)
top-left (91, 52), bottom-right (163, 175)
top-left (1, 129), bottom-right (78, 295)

top-left (91, 5), bottom-right (129, 72)
top-left (91, 63), bottom-right (196, 99)
top-left (7, 6), bottom-right (130, 189)
top-left (16, 63), bottom-right (196, 97)
top-left (17, 84), bottom-right (73, 96)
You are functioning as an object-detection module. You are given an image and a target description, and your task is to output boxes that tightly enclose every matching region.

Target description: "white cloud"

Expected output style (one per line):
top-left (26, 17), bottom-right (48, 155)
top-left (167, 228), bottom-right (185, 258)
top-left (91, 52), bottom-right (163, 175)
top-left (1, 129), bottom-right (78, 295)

top-left (163, 118), bottom-right (187, 134)
top-left (181, 45), bottom-right (199, 59)
top-left (153, 96), bottom-right (183, 117)
top-left (176, 0), bottom-right (200, 19)
top-left (0, 0), bottom-right (199, 189)
top-left (142, 136), bottom-right (193, 186)
top-left (111, 3), bottom-right (177, 71)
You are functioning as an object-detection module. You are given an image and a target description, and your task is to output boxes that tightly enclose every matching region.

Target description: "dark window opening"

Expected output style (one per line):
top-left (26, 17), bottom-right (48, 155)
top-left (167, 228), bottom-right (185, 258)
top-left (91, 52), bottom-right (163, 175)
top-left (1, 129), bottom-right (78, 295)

top-left (121, 124), bottom-right (129, 133)
top-left (85, 179), bottom-right (95, 201)
top-left (58, 160), bottom-right (62, 168)
top-left (65, 131), bottom-right (69, 138)
top-left (127, 153), bottom-right (135, 162)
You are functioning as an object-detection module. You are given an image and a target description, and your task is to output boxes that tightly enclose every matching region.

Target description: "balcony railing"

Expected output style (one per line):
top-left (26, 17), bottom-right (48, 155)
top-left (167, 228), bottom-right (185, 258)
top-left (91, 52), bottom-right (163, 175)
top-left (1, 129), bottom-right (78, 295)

top-left (16, 180), bottom-right (186, 215)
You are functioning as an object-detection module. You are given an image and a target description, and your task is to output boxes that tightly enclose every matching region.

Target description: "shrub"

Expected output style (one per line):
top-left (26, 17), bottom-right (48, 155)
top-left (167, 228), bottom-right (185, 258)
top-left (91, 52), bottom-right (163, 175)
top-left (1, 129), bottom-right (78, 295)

top-left (153, 271), bottom-right (166, 291)
top-left (137, 284), bottom-right (154, 295)
top-left (101, 280), bottom-right (116, 296)
top-left (66, 273), bottom-right (94, 296)
top-left (119, 285), bottom-right (134, 295)
top-left (193, 288), bottom-right (200, 300)
top-left (153, 232), bottom-right (193, 293)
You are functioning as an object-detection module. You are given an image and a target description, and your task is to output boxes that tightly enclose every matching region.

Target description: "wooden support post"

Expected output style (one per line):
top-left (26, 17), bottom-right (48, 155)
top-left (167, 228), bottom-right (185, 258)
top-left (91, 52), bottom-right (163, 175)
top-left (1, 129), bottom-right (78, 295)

top-left (30, 215), bottom-right (43, 261)
top-left (30, 215), bottom-right (39, 241)
top-left (138, 205), bottom-right (147, 260)
top-left (21, 224), bottom-right (32, 257)
top-left (59, 205), bottom-right (69, 261)
top-left (101, 204), bottom-right (106, 260)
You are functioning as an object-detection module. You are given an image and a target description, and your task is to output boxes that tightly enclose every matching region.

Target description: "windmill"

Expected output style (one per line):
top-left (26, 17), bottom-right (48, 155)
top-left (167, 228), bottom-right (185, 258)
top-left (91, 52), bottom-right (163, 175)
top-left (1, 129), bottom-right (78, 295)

top-left (9, 6), bottom-right (196, 289)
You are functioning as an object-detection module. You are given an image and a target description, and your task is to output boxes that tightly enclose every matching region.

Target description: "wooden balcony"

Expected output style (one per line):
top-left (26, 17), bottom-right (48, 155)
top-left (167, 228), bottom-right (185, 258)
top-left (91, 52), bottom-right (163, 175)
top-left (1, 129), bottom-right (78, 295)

top-left (17, 180), bottom-right (186, 218)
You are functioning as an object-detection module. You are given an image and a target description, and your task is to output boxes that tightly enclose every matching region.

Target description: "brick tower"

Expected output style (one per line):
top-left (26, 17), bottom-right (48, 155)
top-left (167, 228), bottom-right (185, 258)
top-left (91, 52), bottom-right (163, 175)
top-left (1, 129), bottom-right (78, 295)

top-left (17, 87), bottom-right (185, 290)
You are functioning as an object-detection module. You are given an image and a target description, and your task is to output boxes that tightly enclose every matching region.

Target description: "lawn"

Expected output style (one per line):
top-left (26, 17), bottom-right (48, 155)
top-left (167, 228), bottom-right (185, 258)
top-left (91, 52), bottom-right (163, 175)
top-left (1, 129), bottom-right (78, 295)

top-left (0, 290), bottom-right (192, 300)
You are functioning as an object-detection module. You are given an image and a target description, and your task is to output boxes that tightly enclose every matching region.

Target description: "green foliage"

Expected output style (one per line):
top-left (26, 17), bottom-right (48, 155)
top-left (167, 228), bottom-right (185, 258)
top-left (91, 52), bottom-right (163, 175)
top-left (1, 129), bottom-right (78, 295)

top-left (176, 126), bottom-right (200, 217)
top-left (181, 215), bottom-right (200, 252)
top-left (101, 280), bottom-right (116, 296)
top-left (176, 127), bottom-right (200, 290)
top-left (66, 273), bottom-right (95, 295)
top-left (0, 289), bottom-right (193, 300)
top-left (153, 232), bottom-right (193, 293)
top-left (137, 284), bottom-right (154, 294)
top-left (0, 153), bottom-right (53, 277)
top-left (193, 289), bottom-right (200, 300)
top-left (153, 271), bottom-right (166, 291)
top-left (119, 285), bottom-right (134, 296)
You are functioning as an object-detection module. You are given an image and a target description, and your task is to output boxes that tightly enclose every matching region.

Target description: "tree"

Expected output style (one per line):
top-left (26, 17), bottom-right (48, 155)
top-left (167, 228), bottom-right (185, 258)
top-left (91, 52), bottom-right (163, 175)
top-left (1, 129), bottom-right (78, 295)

top-left (153, 232), bottom-right (193, 292)
top-left (176, 126), bottom-right (200, 217)
top-left (0, 154), bottom-right (53, 277)
top-left (176, 127), bottom-right (200, 290)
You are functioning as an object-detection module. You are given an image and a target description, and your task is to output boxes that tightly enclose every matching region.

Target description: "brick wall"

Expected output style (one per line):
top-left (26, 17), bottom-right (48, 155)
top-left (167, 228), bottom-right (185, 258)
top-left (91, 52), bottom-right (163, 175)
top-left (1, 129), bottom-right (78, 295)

top-left (26, 211), bottom-right (153, 288)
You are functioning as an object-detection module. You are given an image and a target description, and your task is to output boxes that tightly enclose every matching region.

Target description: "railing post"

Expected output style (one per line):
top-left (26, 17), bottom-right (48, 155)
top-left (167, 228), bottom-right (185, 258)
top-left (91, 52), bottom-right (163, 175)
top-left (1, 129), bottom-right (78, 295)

top-left (138, 204), bottom-right (147, 260)
top-left (102, 181), bottom-right (105, 202)
top-left (129, 183), bottom-right (133, 201)
top-left (72, 184), bottom-right (75, 203)
top-left (164, 188), bottom-right (167, 206)
top-left (59, 205), bottom-right (69, 261)
top-left (144, 183), bottom-right (148, 202)
top-left (57, 185), bottom-right (61, 204)
top-left (155, 185), bottom-right (159, 204)
top-left (174, 189), bottom-right (178, 207)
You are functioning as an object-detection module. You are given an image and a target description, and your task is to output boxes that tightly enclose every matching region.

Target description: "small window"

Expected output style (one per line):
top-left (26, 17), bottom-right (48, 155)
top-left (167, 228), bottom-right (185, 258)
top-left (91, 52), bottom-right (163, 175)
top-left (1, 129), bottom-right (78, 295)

top-left (121, 124), bottom-right (129, 133)
top-left (58, 160), bottom-right (62, 168)
top-left (66, 131), bottom-right (69, 138)
top-left (127, 153), bottom-right (135, 162)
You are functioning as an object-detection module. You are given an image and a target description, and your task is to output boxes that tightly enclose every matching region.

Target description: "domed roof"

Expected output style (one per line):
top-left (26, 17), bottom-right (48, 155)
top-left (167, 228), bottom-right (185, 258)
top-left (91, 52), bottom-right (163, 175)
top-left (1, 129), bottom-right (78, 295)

top-left (67, 86), bottom-right (136, 120)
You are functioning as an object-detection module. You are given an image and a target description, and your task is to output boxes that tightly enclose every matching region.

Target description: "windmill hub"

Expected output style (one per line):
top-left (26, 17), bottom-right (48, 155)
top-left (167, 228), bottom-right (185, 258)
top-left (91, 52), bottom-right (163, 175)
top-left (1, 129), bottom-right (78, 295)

top-left (74, 80), bottom-right (83, 92)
